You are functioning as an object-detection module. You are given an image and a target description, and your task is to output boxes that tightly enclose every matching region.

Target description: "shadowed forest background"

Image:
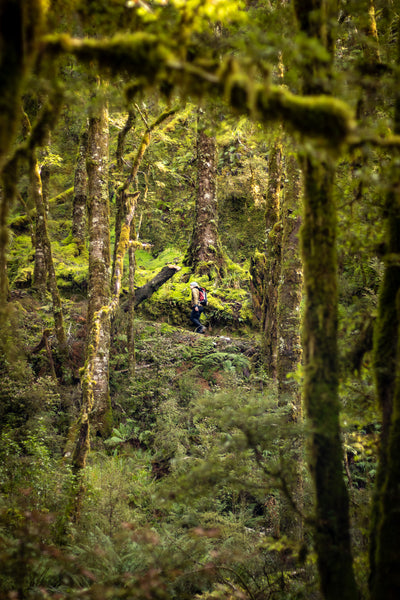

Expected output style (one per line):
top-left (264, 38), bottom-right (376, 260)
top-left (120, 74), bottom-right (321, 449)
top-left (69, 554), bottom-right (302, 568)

top-left (1, 1), bottom-right (400, 599)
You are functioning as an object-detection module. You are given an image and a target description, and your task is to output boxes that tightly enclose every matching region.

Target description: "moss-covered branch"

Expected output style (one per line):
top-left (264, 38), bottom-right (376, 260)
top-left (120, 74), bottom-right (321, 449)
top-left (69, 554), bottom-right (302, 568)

top-left (49, 186), bottom-right (74, 205)
top-left (41, 33), bottom-right (355, 146)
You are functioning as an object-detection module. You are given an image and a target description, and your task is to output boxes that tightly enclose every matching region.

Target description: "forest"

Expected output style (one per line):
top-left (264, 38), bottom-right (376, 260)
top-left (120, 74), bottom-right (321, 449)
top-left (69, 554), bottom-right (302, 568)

top-left (1, 0), bottom-right (400, 598)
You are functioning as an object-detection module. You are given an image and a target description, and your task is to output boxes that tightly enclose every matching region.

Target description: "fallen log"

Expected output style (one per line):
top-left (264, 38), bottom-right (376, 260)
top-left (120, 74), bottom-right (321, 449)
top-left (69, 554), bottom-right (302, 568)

top-left (122, 264), bottom-right (181, 311)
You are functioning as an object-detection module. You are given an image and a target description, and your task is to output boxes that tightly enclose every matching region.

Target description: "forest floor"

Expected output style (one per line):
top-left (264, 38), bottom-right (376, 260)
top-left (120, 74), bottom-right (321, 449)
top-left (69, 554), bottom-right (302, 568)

top-left (2, 290), bottom-right (363, 599)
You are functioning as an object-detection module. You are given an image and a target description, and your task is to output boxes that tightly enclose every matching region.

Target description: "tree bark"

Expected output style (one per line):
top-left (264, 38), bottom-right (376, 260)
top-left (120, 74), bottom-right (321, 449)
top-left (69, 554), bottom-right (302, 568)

top-left (261, 139), bottom-right (282, 377)
top-left (72, 122), bottom-right (88, 251)
top-left (23, 104), bottom-right (67, 359)
top-left (301, 152), bottom-right (358, 600)
top-left (184, 110), bottom-right (225, 278)
top-left (356, 0), bottom-right (381, 119)
top-left (249, 251), bottom-right (266, 322)
top-left (31, 163), bottom-right (48, 297)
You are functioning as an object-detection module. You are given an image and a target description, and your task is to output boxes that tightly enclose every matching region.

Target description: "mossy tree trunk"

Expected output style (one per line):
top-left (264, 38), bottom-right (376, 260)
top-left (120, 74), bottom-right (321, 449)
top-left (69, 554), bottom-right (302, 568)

top-left (29, 149), bottom-right (67, 358)
top-left (351, 0), bottom-right (381, 210)
top-left (369, 15), bottom-right (400, 598)
top-left (276, 152), bottom-right (303, 542)
top-left (184, 109), bottom-right (225, 278)
top-left (261, 139), bottom-right (282, 377)
top-left (71, 101), bottom-right (177, 475)
top-left (72, 122), bottom-right (88, 252)
top-left (277, 152), bottom-right (302, 403)
top-left (293, 1), bottom-right (359, 598)
top-left (31, 162), bottom-right (48, 297)
top-left (356, 0), bottom-right (381, 120)
top-left (249, 251), bottom-right (266, 322)
top-left (84, 98), bottom-right (112, 438)
top-left (22, 106), bottom-right (67, 360)
top-left (112, 108), bottom-right (136, 282)
top-left (22, 105), bottom-right (48, 299)
top-left (128, 221), bottom-right (136, 378)
top-left (70, 121), bottom-right (141, 525)
top-left (301, 152), bottom-right (358, 600)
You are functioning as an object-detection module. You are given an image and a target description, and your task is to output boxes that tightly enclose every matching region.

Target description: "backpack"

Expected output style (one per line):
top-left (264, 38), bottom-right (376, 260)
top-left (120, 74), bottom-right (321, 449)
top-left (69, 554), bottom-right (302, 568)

top-left (197, 286), bottom-right (208, 306)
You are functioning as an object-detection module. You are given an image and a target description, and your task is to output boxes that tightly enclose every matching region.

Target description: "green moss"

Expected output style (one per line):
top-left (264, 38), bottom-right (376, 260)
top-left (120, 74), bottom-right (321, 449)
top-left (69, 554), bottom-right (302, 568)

top-left (255, 86), bottom-right (355, 148)
top-left (8, 214), bottom-right (32, 233)
top-left (12, 267), bottom-right (34, 288)
top-left (55, 261), bottom-right (87, 291)
top-left (44, 32), bottom-right (173, 82)
top-left (132, 248), bottom-right (254, 331)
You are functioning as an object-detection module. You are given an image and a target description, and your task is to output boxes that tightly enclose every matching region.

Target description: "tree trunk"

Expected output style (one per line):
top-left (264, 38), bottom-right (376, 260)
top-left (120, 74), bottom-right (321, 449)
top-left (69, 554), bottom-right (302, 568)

top-left (70, 143), bottom-right (139, 528)
top-left (31, 167), bottom-right (48, 297)
top-left (301, 152), bottom-right (358, 600)
top-left (356, 0), bottom-right (381, 119)
top-left (293, 1), bottom-right (359, 598)
top-left (277, 153), bottom-right (303, 543)
top-left (128, 220), bottom-right (136, 378)
top-left (369, 12), bottom-right (400, 597)
top-left (22, 103), bottom-right (68, 361)
top-left (370, 161), bottom-right (400, 600)
top-left (30, 151), bottom-right (67, 357)
top-left (70, 188), bottom-right (139, 470)
top-left (19, 107), bottom-right (46, 298)
top-left (261, 139), bottom-right (282, 376)
top-left (72, 122), bottom-right (88, 251)
top-left (249, 251), bottom-right (266, 322)
top-left (184, 110), bottom-right (225, 278)
top-left (277, 153), bottom-right (302, 403)
top-left (84, 100), bottom-right (112, 437)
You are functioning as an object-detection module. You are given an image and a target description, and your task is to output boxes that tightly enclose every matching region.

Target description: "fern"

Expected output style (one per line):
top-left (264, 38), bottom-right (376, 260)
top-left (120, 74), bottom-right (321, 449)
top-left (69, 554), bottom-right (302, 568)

top-left (198, 352), bottom-right (250, 374)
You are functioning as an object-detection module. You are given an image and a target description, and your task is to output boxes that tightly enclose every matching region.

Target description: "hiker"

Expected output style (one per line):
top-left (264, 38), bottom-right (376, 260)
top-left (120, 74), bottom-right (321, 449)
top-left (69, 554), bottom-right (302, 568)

top-left (189, 282), bottom-right (206, 333)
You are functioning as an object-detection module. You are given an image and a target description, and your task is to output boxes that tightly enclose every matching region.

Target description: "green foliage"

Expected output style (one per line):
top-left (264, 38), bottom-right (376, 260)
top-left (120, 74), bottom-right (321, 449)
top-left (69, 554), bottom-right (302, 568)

top-left (1, 0), bottom-right (396, 596)
top-left (104, 418), bottom-right (152, 449)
